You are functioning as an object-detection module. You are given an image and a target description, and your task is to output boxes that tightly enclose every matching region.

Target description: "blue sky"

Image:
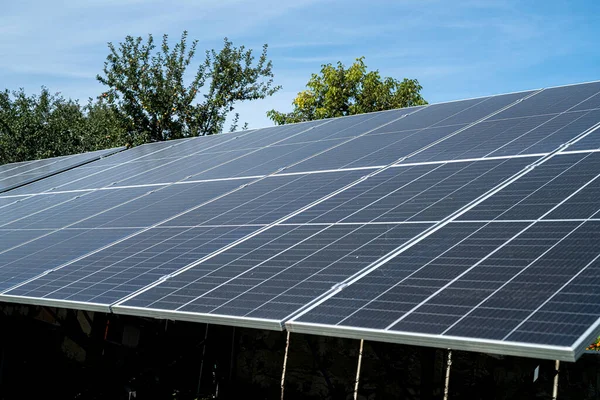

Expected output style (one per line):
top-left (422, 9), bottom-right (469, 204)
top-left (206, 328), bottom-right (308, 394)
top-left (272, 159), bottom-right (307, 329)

top-left (1, 0), bottom-right (599, 130)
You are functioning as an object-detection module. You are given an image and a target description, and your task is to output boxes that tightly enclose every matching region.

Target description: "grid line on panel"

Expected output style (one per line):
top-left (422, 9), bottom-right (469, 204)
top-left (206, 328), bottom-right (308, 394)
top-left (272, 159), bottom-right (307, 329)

top-left (110, 171), bottom-right (386, 308)
top-left (17, 140), bottom-right (194, 195)
top-left (399, 85), bottom-right (600, 164)
top-left (286, 91), bottom-right (541, 173)
top-left (332, 222), bottom-right (496, 327)
top-left (0, 151), bottom-right (556, 199)
top-left (502, 245), bottom-right (600, 343)
top-left (0, 170), bottom-right (370, 308)
top-left (460, 151), bottom-right (600, 222)
top-left (145, 222), bottom-right (424, 317)
top-left (252, 224), bottom-right (428, 321)
top-left (285, 112), bottom-right (600, 326)
top-left (561, 121), bottom-right (600, 151)
top-left (117, 158), bottom-right (536, 320)
top-left (0, 186), bottom-right (166, 253)
top-left (0, 158), bottom-right (64, 182)
top-left (287, 144), bottom-right (600, 357)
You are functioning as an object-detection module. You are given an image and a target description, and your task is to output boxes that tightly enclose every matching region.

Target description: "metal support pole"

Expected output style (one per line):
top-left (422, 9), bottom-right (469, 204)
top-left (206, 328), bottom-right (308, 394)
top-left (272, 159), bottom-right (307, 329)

top-left (228, 327), bottom-right (236, 383)
top-left (281, 331), bottom-right (291, 400)
top-left (353, 339), bottom-right (365, 400)
top-left (443, 349), bottom-right (452, 400)
top-left (196, 324), bottom-right (209, 397)
top-left (552, 360), bottom-right (560, 400)
top-left (0, 345), bottom-right (4, 388)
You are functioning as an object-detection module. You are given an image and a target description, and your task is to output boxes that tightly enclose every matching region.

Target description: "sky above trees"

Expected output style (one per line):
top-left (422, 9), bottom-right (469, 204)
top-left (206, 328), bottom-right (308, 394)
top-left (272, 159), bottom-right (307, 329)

top-left (1, 0), bottom-right (599, 130)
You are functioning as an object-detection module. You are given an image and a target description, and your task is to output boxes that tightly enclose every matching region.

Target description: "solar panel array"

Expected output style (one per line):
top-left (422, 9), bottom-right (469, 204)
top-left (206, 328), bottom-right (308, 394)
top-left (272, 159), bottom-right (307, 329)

top-left (1, 82), bottom-right (600, 361)
top-left (0, 147), bottom-right (124, 194)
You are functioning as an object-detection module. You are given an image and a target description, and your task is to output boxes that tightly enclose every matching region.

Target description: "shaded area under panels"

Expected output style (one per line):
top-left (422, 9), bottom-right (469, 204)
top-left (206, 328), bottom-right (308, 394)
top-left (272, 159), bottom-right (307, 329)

top-left (0, 147), bottom-right (123, 194)
top-left (285, 91), bottom-right (534, 173)
top-left (288, 219), bottom-right (600, 361)
top-left (113, 223), bottom-right (431, 329)
top-left (289, 156), bottom-right (536, 224)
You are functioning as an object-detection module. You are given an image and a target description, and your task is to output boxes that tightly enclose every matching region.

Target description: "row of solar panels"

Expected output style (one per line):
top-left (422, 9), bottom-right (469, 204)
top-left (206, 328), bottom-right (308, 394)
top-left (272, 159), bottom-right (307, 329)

top-left (1, 81), bottom-right (600, 362)
top-left (0, 147), bottom-right (123, 194)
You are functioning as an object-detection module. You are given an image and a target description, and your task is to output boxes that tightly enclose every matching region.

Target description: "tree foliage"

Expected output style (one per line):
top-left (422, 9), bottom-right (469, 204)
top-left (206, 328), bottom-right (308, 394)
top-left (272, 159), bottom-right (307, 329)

top-left (97, 31), bottom-right (281, 144)
top-left (0, 88), bottom-right (126, 164)
top-left (267, 57), bottom-right (427, 125)
top-left (0, 31), bottom-right (281, 165)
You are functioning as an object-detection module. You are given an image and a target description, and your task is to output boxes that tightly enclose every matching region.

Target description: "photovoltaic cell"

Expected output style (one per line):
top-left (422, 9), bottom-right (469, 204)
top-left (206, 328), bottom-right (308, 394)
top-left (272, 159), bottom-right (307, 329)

top-left (486, 82), bottom-right (600, 120)
top-left (290, 219), bottom-right (600, 355)
top-left (117, 223), bottom-right (430, 321)
top-left (0, 147), bottom-right (123, 194)
top-left (292, 222), bottom-right (528, 328)
top-left (0, 187), bottom-right (153, 229)
top-left (163, 170), bottom-right (366, 227)
top-left (459, 152), bottom-right (600, 221)
top-left (0, 228), bottom-right (136, 291)
top-left (289, 157), bottom-right (535, 224)
top-left (7, 226), bottom-right (257, 305)
top-left (441, 221), bottom-right (600, 345)
top-left (71, 180), bottom-right (250, 229)
top-left (3, 169), bottom-right (368, 305)
top-left (286, 125), bottom-right (466, 172)
top-left (409, 109), bottom-right (600, 163)
top-left (279, 107), bottom-right (422, 144)
top-left (286, 92), bottom-right (535, 173)
top-left (3, 141), bottom-right (193, 195)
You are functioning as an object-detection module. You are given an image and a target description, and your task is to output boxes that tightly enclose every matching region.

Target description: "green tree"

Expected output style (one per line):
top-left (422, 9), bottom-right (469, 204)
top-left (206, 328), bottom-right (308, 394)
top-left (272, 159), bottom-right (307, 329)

top-left (97, 31), bottom-right (281, 144)
top-left (267, 57), bottom-right (427, 125)
top-left (0, 88), bottom-right (126, 165)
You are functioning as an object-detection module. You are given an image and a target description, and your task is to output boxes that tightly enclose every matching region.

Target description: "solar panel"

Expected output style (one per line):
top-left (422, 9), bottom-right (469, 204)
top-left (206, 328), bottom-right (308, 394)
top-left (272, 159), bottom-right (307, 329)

top-left (459, 152), bottom-right (600, 221)
top-left (0, 147), bottom-right (123, 194)
top-left (0, 169), bottom-right (366, 308)
top-left (113, 223), bottom-right (430, 327)
top-left (1, 81), bottom-right (600, 363)
top-left (288, 157), bottom-right (535, 224)
top-left (285, 91), bottom-right (536, 173)
top-left (287, 146), bottom-right (600, 361)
